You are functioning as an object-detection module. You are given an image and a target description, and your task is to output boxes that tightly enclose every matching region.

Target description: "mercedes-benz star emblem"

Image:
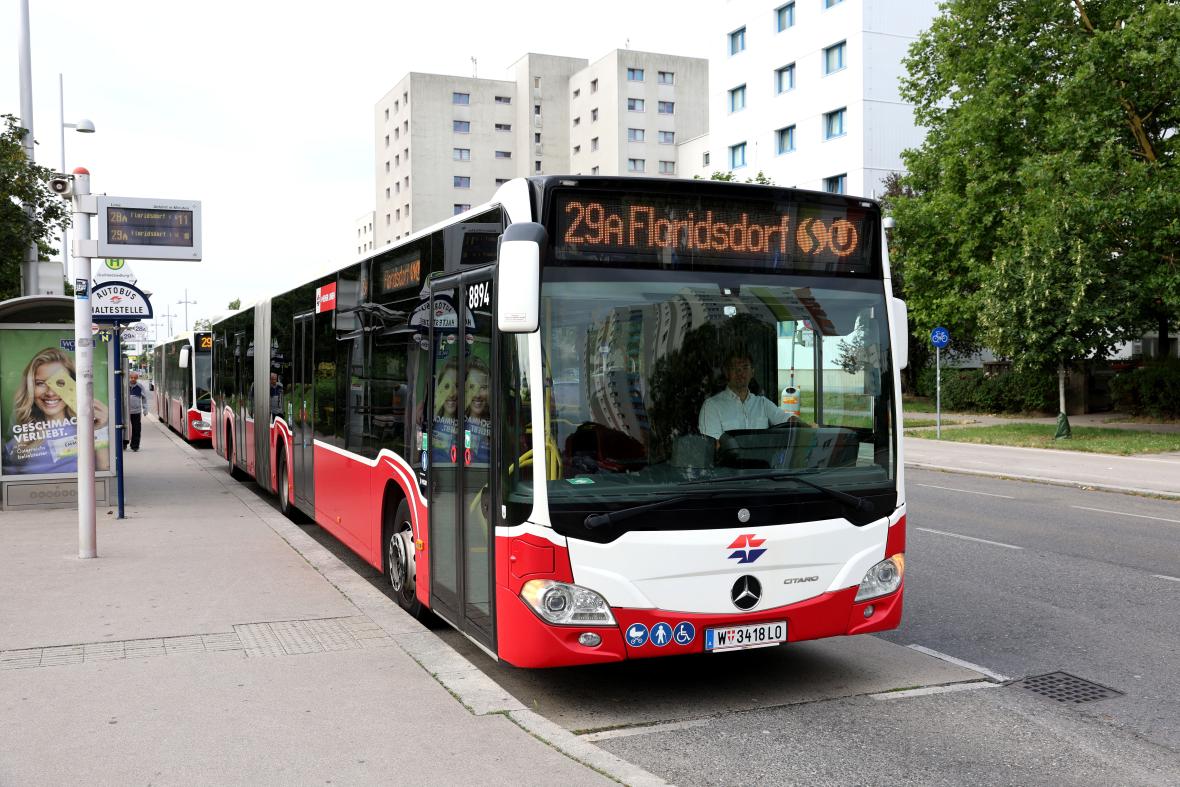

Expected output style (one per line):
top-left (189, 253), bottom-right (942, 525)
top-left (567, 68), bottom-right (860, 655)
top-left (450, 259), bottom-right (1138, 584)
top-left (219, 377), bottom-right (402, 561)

top-left (731, 575), bottom-right (762, 611)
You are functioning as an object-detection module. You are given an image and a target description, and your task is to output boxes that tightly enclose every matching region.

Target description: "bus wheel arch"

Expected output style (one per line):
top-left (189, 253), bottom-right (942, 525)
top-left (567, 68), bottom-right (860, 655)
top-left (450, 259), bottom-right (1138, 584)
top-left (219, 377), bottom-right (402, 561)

top-left (383, 484), bottom-right (423, 618)
top-left (275, 437), bottom-right (296, 519)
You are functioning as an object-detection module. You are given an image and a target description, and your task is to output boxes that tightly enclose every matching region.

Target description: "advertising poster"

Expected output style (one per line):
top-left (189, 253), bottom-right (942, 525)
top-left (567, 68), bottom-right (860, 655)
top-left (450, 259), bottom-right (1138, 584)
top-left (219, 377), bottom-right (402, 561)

top-left (0, 329), bottom-right (111, 477)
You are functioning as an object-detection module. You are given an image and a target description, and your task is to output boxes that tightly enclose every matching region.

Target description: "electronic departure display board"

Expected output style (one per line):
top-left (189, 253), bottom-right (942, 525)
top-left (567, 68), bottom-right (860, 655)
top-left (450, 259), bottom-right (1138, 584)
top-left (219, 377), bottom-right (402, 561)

top-left (551, 191), bottom-right (878, 275)
top-left (95, 196), bottom-right (202, 261)
top-left (376, 255), bottom-right (422, 297)
top-left (196, 333), bottom-right (213, 351)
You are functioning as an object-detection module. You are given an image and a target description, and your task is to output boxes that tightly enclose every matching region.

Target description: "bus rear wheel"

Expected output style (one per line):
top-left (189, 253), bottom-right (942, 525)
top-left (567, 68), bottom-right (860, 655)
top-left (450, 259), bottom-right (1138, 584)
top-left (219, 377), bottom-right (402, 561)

top-left (276, 448), bottom-right (297, 520)
top-left (386, 499), bottom-right (423, 618)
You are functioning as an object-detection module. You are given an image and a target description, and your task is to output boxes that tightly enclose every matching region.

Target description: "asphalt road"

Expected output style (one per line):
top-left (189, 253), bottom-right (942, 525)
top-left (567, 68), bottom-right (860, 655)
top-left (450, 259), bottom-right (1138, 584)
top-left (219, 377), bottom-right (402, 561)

top-left (237, 459), bottom-right (1180, 785)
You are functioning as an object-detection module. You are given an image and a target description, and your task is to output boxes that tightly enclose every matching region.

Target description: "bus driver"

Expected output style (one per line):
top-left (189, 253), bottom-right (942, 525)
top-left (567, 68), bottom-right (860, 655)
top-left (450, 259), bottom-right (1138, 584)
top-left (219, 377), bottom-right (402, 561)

top-left (698, 351), bottom-right (793, 440)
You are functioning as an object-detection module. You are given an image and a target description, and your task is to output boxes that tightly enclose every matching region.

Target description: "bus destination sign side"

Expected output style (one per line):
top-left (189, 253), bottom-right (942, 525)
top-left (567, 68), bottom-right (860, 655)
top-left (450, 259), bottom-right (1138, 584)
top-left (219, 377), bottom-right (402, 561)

top-left (95, 196), bottom-right (202, 261)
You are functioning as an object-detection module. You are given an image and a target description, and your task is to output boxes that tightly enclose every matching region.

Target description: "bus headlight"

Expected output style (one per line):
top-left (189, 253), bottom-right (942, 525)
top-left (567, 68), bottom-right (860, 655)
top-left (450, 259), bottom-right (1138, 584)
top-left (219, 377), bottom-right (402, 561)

top-left (855, 554), bottom-right (904, 602)
top-left (520, 580), bottom-right (616, 626)
top-left (194, 420), bottom-right (210, 431)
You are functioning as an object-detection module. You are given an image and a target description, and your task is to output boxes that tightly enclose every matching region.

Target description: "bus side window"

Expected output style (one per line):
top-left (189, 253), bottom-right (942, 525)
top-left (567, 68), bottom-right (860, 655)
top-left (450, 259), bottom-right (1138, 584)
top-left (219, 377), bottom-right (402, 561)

top-left (370, 333), bottom-right (411, 458)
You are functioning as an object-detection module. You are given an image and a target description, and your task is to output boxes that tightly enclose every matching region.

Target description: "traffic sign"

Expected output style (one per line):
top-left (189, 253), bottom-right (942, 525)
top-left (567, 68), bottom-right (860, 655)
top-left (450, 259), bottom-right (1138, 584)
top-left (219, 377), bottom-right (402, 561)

top-left (930, 327), bottom-right (950, 349)
top-left (92, 281), bottom-right (154, 323)
top-left (93, 257), bottom-right (138, 286)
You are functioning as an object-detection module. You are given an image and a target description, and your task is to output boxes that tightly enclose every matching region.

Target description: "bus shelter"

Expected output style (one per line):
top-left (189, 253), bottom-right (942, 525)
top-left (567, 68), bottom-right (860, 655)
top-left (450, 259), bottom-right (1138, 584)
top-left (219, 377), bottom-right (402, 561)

top-left (0, 296), bottom-right (115, 510)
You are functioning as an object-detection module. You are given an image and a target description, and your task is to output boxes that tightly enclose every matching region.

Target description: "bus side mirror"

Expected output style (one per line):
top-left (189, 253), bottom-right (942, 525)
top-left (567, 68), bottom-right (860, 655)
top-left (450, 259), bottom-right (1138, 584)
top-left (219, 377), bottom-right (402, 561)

top-left (891, 298), bottom-right (908, 370)
top-left (496, 222), bottom-right (546, 334)
top-left (178, 346), bottom-right (191, 369)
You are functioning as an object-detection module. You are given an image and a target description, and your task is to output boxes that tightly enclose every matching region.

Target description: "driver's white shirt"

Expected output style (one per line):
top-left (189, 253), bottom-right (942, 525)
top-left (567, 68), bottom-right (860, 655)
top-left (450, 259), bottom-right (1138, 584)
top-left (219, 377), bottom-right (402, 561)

top-left (699, 388), bottom-right (789, 439)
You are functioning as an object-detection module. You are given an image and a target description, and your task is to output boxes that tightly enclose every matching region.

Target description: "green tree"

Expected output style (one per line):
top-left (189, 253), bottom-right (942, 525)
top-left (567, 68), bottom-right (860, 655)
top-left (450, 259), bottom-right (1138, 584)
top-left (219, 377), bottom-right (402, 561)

top-left (893, 0), bottom-right (1180, 384)
top-left (697, 170), bottom-right (775, 185)
top-left (0, 114), bottom-right (71, 299)
top-left (227, 298), bottom-right (241, 310)
top-left (193, 317), bottom-right (212, 330)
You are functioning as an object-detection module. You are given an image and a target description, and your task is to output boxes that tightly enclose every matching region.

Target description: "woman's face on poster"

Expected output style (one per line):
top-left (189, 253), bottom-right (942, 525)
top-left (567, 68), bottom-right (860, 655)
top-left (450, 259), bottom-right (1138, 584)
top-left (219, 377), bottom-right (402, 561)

top-left (438, 369), bottom-right (458, 416)
top-left (466, 369), bottom-right (489, 418)
top-left (33, 361), bottom-right (69, 419)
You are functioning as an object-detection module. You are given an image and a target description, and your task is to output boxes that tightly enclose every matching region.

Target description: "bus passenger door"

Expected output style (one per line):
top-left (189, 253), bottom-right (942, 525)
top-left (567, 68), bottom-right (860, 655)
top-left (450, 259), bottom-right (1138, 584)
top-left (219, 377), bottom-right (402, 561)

top-left (427, 270), bottom-right (496, 652)
top-left (292, 313), bottom-right (314, 511)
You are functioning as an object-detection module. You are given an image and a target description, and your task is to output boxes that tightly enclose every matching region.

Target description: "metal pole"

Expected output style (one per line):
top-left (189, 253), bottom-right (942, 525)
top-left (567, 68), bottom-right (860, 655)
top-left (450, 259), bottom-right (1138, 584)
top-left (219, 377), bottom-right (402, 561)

top-left (18, 0), bottom-right (39, 294)
top-left (936, 346), bottom-right (942, 439)
top-left (72, 169), bottom-right (96, 558)
top-left (59, 74), bottom-right (71, 282)
top-left (113, 328), bottom-right (125, 519)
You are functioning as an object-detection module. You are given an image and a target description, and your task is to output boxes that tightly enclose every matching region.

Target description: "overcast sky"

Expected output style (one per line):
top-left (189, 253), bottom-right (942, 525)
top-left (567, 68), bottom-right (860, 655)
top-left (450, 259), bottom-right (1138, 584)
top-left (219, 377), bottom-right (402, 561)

top-left (3, 1), bottom-right (715, 335)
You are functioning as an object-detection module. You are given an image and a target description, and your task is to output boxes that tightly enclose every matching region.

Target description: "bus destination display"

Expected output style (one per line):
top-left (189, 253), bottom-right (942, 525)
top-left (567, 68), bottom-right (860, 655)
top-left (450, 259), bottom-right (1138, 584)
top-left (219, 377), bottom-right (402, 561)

top-left (379, 256), bottom-right (421, 294)
top-left (106, 206), bottom-right (195, 248)
top-left (553, 193), bottom-right (876, 274)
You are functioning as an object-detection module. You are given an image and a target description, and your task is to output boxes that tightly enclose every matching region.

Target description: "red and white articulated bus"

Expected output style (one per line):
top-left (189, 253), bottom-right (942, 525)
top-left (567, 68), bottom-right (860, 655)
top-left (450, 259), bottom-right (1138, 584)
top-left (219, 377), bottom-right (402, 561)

top-left (211, 176), bottom-right (908, 667)
top-left (152, 331), bottom-right (214, 442)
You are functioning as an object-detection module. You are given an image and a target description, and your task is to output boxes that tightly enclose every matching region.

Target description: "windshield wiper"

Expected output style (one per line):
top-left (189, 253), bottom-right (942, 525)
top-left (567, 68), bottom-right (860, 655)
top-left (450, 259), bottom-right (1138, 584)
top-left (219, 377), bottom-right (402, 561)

top-left (680, 471), bottom-right (873, 514)
top-left (584, 494), bottom-right (700, 530)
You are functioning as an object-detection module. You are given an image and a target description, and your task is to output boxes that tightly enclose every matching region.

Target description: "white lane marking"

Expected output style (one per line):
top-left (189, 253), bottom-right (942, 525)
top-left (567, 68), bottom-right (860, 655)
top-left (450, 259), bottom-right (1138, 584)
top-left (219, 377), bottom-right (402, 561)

top-left (908, 645), bottom-right (1011, 683)
top-left (871, 681), bottom-right (998, 700)
top-left (916, 483), bottom-right (1015, 499)
top-left (1071, 506), bottom-right (1180, 525)
top-left (581, 718), bottom-right (711, 742)
top-left (916, 527), bottom-right (1023, 550)
top-left (1154, 575), bottom-right (1180, 583)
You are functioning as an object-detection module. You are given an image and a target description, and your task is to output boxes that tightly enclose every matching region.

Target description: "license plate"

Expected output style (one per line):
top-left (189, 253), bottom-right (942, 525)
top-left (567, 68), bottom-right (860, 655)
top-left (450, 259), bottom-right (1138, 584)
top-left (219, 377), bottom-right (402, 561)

top-left (704, 620), bottom-right (787, 652)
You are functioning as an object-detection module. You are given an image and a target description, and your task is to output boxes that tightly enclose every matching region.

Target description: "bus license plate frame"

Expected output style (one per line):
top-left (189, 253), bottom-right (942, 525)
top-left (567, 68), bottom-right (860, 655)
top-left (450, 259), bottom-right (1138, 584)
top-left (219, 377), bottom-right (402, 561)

top-left (704, 620), bottom-right (787, 652)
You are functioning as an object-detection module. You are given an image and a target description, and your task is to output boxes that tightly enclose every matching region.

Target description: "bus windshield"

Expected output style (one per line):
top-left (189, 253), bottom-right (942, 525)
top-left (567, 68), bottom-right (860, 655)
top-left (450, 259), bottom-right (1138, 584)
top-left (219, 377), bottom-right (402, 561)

top-left (194, 352), bottom-right (213, 412)
top-left (525, 269), bottom-right (896, 515)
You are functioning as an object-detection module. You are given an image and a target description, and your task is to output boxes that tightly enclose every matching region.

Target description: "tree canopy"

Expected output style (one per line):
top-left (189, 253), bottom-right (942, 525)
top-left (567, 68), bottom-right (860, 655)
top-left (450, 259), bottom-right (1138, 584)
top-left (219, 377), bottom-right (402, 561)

top-left (892, 0), bottom-right (1180, 369)
top-left (1, 114), bottom-right (71, 300)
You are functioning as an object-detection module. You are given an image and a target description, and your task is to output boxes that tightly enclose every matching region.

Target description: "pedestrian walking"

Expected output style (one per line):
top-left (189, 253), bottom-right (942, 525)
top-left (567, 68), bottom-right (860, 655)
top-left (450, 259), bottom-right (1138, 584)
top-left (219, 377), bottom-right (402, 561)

top-left (127, 371), bottom-right (147, 452)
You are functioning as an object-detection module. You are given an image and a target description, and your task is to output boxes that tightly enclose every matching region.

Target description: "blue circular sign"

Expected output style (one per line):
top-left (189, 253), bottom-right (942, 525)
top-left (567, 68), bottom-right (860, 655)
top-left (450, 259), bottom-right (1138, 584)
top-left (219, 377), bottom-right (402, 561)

top-left (930, 327), bottom-right (950, 349)
top-left (625, 623), bottom-right (649, 647)
top-left (650, 622), bottom-right (674, 647)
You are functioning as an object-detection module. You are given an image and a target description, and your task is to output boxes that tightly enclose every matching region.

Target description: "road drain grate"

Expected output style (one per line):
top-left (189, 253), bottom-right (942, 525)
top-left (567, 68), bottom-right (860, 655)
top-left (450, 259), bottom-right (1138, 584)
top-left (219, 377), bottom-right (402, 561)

top-left (1016, 672), bottom-right (1123, 704)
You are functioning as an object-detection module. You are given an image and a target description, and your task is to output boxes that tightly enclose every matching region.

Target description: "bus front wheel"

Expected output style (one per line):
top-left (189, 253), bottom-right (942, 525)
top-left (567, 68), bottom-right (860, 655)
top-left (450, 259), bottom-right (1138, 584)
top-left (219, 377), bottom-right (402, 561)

top-left (276, 447), bottom-right (297, 521)
top-left (386, 499), bottom-right (423, 619)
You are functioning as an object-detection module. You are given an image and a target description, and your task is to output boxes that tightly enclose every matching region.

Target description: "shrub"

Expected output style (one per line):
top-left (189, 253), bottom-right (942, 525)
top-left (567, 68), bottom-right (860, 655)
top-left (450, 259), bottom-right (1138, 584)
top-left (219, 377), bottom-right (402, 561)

top-left (1110, 360), bottom-right (1180, 419)
top-left (915, 366), bottom-right (1056, 413)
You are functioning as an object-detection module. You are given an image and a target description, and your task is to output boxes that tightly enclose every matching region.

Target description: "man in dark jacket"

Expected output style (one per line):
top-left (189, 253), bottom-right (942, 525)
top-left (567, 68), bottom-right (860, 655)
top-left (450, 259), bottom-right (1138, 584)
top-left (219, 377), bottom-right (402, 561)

top-left (127, 371), bottom-right (147, 451)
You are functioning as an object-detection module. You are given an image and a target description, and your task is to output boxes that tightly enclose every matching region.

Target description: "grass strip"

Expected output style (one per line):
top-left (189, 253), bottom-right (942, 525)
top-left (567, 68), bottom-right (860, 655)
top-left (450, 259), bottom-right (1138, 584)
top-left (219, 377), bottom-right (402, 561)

top-left (906, 423), bottom-right (1180, 455)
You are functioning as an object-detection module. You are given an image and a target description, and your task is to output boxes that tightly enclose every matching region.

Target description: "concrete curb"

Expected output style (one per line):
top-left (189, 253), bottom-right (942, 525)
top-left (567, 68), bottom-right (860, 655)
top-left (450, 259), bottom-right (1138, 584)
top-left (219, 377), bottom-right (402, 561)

top-left (905, 461), bottom-right (1180, 500)
top-left (157, 420), bottom-right (667, 787)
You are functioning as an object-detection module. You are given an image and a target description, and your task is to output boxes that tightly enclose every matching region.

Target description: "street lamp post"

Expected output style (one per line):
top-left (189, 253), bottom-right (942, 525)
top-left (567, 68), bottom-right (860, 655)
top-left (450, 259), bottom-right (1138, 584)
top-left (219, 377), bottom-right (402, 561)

top-left (59, 73), bottom-right (95, 282)
top-left (178, 289), bottom-right (197, 333)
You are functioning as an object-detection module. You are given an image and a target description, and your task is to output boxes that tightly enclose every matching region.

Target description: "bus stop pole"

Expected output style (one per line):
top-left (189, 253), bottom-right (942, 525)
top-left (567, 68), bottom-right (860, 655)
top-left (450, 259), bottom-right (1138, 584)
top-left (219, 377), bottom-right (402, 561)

top-left (72, 170), bottom-right (97, 558)
top-left (113, 327), bottom-right (125, 519)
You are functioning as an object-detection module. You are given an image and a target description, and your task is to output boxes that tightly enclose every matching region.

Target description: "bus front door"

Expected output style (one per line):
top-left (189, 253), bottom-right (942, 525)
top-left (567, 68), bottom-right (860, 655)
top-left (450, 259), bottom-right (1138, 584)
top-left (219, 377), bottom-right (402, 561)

top-left (292, 313), bottom-right (314, 512)
top-left (427, 271), bottom-right (496, 652)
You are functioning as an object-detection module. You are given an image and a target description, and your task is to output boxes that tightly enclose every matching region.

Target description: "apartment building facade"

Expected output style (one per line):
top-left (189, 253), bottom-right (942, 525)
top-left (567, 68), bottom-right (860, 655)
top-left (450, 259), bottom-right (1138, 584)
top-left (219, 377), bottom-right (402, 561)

top-left (372, 50), bottom-right (708, 247)
top-left (680, 0), bottom-right (938, 198)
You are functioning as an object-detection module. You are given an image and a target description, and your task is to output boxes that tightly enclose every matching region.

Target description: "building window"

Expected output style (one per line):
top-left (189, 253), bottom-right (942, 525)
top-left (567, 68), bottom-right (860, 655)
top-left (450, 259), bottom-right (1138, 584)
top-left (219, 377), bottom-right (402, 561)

top-left (534, 76), bottom-right (541, 88)
top-left (824, 107), bottom-right (846, 139)
top-left (591, 108), bottom-right (599, 121)
top-left (591, 166), bottom-right (600, 175)
top-left (776, 2), bottom-right (795, 30)
top-left (384, 108), bottom-right (389, 121)
top-left (394, 128), bottom-right (400, 140)
top-left (776, 125), bottom-right (796, 154)
top-left (495, 150), bottom-right (512, 159)
top-left (729, 26), bottom-right (746, 55)
top-left (658, 101), bottom-right (675, 114)
top-left (454, 176), bottom-right (471, 188)
top-left (404, 175), bottom-right (409, 187)
top-left (534, 133), bottom-right (541, 143)
top-left (628, 98), bottom-right (645, 112)
top-left (825, 0), bottom-right (843, 7)
top-left (495, 123), bottom-right (512, 132)
top-left (403, 120), bottom-right (408, 133)
top-left (534, 160), bottom-right (542, 174)
top-left (776, 63), bottom-right (795, 93)
top-left (454, 203), bottom-right (471, 214)
top-left (591, 79), bottom-right (598, 93)
top-left (658, 130), bottom-right (675, 144)
top-left (824, 174), bottom-right (847, 193)
top-left (627, 68), bottom-right (645, 81)
top-left (573, 116), bottom-right (581, 127)
top-left (729, 142), bottom-right (747, 169)
top-left (385, 187), bottom-right (390, 198)
top-left (627, 158), bottom-right (646, 173)
top-left (404, 204), bottom-right (409, 217)
top-left (452, 92), bottom-right (470, 105)
top-left (404, 91), bottom-right (408, 105)
top-left (384, 134), bottom-right (389, 148)
top-left (628, 128), bottom-right (646, 142)
top-left (703, 151), bottom-right (711, 167)
top-left (573, 145), bottom-right (581, 154)
top-left (395, 155), bottom-right (400, 167)
top-left (453, 120), bottom-right (470, 133)
top-left (534, 104), bottom-right (541, 115)
top-left (658, 71), bottom-right (675, 85)
top-left (386, 214), bottom-right (390, 225)
top-left (495, 95), bottom-right (512, 104)
top-left (395, 182), bottom-right (400, 194)
top-left (591, 137), bottom-right (599, 151)
top-left (572, 88), bottom-right (580, 99)
top-left (824, 41), bottom-right (847, 74)
top-left (495, 178), bottom-right (509, 185)
top-left (453, 148), bottom-right (470, 161)
top-left (394, 100), bottom-right (399, 113)
top-left (659, 160), bottom-right (675, 175)
top-left (728, 84), bottom-right (747, 113)
top-left (395, 208), bottom-right (400, 221)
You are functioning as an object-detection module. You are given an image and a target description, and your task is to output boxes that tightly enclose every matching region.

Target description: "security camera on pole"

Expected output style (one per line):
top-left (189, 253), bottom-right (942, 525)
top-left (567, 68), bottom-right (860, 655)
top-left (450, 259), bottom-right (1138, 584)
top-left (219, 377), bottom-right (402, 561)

top-left (55, 170), bottom-right (202, 559)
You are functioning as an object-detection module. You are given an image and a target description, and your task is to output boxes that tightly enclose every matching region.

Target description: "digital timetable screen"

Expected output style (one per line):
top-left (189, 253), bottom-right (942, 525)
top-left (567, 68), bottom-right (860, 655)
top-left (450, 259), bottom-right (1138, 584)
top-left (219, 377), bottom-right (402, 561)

top-left (105, 207), bottom-right (195, 247)
top-left (551, 192), bottom-right (878, 275)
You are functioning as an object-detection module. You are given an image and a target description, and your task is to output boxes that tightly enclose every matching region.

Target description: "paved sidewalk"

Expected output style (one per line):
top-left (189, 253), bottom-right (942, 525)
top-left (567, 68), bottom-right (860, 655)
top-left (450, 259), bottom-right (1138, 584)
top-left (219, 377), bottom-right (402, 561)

top-left (0, 417), bottom-right (656, 786)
